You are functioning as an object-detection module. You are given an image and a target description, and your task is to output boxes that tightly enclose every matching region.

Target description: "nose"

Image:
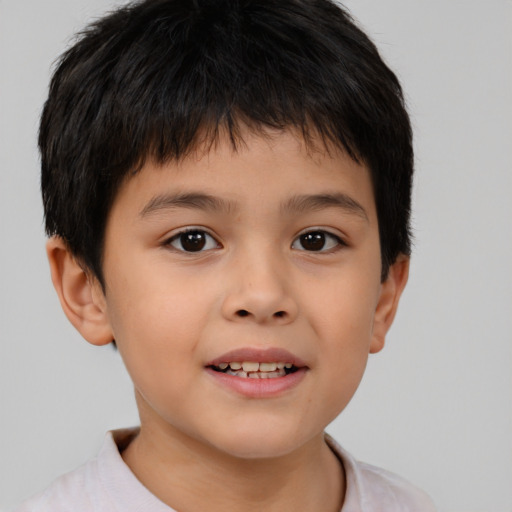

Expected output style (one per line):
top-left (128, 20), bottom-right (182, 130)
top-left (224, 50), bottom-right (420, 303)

top-left (221, 251), bottom-right (298, 325)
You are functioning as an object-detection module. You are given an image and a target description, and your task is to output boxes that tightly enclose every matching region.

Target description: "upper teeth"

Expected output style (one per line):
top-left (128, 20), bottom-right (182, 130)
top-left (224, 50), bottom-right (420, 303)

top-left (218, 361), bottom-right (293, 372)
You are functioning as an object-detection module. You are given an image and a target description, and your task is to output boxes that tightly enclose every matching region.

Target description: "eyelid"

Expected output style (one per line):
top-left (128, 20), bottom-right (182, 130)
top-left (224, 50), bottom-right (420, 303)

top-left (164, 227), bottom-right (222, 252)
top-left (291, 228), bottom-right (347, 252)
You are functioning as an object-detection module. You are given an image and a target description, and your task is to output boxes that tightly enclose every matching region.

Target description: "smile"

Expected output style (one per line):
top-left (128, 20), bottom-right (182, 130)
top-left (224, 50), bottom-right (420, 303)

top-left (206, 348), bottom-right (307, 397)
top-left (210, 361), bottom-right (298, 379)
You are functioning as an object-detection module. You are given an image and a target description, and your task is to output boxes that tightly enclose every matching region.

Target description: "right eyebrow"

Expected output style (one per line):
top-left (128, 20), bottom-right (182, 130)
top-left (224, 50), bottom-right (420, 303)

top-left (139, 192), bottom-right (237, 218)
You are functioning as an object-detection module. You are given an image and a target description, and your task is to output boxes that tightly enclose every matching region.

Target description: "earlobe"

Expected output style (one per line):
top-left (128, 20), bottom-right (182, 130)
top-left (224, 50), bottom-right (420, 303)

top-left (46, 236), bottom-right (113, 346)
top-left (369, 255), bottom-right (410, 354)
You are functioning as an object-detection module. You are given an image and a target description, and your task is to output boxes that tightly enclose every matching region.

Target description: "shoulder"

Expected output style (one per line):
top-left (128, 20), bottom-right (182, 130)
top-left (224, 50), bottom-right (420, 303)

top-left (12, 458), bottom-right (99, 512)
top-left (11, 430), bottom-right (136, 512)
top-left (12, 429), bottom-right (172, 512)
top-left (325, 435), bottom-right (437, 512)
top-left (351, 460), bottom-right (437, 512)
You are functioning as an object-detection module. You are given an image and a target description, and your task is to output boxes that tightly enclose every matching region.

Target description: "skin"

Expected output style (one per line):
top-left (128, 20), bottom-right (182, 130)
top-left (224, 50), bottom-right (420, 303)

top-left (47, 129), bottom-right (409, 512)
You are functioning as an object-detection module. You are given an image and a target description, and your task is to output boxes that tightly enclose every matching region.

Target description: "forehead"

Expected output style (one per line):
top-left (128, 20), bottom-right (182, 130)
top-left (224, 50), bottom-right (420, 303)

top-left (111, 129), bottom-right (376, 221)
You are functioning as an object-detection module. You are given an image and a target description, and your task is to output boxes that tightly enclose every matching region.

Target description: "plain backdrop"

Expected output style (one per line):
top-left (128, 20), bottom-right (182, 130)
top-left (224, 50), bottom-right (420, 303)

top-left (1, 1), bottom-right (511, 511)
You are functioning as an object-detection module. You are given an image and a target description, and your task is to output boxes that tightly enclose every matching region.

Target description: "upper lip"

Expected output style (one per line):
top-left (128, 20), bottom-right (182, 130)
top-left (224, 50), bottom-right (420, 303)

top-left (207, 347), bottom-right (308, 368)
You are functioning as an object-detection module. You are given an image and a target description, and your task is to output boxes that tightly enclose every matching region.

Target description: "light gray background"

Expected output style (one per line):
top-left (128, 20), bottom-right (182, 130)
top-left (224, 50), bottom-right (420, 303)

top-left (1, 1), bottom-right (511, 510)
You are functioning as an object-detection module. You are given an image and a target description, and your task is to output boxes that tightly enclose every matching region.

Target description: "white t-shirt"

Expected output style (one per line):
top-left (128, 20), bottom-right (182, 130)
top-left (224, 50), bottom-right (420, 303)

top-left (14, 429), bottom-right (436, 512)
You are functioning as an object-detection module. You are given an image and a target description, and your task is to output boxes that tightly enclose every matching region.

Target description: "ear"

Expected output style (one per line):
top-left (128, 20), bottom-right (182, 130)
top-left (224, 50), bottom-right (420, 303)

top-left (46, 236), bottom-right (113, 346)
top-left (369, 255), bottom-right (410, 354)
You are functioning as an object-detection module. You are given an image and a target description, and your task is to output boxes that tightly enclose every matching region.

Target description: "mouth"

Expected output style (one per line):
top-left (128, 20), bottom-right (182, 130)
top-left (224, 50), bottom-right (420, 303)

top-left (205, 348), bottom-right (308, 396)
top-left (209, 361), bottom-right (300, 379)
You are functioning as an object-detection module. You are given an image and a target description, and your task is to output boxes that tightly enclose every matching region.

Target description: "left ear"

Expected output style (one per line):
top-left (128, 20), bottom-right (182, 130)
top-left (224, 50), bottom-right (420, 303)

top-left (369, 255), bottom-right (410, 354)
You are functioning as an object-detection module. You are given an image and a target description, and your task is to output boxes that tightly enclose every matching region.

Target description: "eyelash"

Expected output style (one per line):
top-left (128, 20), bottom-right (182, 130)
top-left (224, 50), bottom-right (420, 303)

top-left (164, 228), bottom-right (346, 253)
top-left (165, 228), bottom-right (220, 253)
top-left (291, 230), bottom-right (346, 253)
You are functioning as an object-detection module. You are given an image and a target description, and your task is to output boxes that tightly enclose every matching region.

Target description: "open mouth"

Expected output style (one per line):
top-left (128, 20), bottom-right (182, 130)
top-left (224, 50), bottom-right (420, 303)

top-left (209, 361), bottom-right (300, 379)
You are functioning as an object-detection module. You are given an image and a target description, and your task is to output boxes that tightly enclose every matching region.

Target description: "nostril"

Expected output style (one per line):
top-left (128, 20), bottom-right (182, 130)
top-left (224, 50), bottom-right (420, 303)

top-left (233, 309), bottom-right (289, 320)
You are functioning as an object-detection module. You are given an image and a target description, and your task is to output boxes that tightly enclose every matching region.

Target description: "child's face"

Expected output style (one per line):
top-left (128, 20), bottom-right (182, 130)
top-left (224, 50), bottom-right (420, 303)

top-left (93, 129), bottom-right (406, 458)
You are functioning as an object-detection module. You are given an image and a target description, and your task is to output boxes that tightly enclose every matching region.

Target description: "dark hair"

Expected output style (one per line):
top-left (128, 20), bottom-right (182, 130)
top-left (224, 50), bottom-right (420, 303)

top-left (40, 0), bottom-right (413, 285)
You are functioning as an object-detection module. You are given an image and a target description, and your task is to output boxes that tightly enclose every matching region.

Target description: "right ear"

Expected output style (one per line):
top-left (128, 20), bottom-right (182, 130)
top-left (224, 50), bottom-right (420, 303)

top-left (46, 236), bottom-right (113, 346)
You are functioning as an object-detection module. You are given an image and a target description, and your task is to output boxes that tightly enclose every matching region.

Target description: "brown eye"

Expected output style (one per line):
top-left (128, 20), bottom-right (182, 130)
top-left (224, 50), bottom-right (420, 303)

top-left (292, 230), bottom-right (342, 252)
top-left (300, 232), bottom-right (326, 251)
top-left (168, 230), bottom-right (219, 252)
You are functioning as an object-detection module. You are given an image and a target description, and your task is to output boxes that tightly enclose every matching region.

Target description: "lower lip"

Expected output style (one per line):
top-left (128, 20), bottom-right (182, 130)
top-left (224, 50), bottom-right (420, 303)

top-left (205, 367), bottom-right (307, 398)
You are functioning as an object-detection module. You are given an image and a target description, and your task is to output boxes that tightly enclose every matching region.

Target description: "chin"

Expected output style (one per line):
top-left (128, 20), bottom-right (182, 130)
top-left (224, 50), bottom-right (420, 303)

top-left (203, 422), bottom-right (313, 461)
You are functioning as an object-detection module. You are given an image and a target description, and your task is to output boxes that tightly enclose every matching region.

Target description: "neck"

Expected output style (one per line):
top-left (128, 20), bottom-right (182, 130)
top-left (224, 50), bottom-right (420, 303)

top-left (122, 420), bottom-right (344, 512)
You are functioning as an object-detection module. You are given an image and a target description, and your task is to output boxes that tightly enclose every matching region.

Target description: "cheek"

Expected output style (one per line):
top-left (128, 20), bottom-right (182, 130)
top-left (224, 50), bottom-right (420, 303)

top-left (306, 271), bottom-right (379, 345)
top-left (104, 268), bottom-right (216, 388)
top-left (302, 271), bottom-right (380, 408)
top-left (106, 253), bottom-right (215, 338)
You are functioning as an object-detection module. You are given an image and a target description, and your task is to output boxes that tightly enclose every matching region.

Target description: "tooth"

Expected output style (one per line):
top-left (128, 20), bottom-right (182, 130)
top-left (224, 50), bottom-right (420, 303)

top-left (259, 372), bottom-right (269, 379)
top-left (259, 362), bottom-right (277, 372)
top-left (276, 362), bottom-right (285, 369)
top-left (284, 363), bottom-right (293, 369)
top-left (218, 363), bottom-right (228, 370)
top-left (242, 361), bottom-right (260, 372)
top-left (248, 372), bottom-right (260, 379)
top-left (230, 362), bottom-right (242, 370)
top-left (237, 371), bottom-right (247, 378)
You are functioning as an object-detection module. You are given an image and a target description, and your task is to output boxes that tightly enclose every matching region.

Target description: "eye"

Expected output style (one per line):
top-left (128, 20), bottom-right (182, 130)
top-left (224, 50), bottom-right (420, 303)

top-left (291, 230), bottom-right (344, 252)
top-left (167, 229), bottom-right (220, 252)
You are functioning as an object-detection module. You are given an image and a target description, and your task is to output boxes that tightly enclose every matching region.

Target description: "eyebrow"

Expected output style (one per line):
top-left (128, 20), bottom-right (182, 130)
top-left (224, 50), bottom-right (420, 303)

top-left (139, 192), bottom-right (236, 217)
top-left (282, 193), bottom-right (369, 221)
top-left (139, 191), bottom-right (368, 222)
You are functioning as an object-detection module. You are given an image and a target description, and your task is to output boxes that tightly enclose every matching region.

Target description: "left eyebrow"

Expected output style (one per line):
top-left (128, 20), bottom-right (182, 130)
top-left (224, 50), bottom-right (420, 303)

top-left (281, 193), bottom-right (369, 222)
top-left (139, 192), bottom-right (237, 218)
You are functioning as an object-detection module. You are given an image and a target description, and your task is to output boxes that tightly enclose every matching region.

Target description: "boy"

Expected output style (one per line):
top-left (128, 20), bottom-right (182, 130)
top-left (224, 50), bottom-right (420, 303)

top-left (16, 0), bottom-right (436, 510)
